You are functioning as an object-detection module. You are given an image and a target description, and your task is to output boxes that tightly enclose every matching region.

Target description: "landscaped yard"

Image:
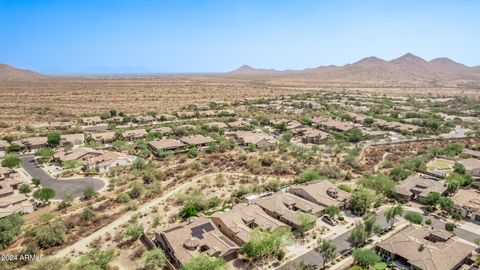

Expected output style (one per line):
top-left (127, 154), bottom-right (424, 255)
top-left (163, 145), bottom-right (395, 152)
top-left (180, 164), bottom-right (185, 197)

top-left (426, 158), bottom-right (455, 172)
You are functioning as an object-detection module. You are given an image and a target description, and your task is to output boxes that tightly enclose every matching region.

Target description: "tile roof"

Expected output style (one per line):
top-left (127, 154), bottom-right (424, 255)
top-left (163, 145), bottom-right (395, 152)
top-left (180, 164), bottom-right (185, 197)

top-left (377, 225), bottom-right (474, 270)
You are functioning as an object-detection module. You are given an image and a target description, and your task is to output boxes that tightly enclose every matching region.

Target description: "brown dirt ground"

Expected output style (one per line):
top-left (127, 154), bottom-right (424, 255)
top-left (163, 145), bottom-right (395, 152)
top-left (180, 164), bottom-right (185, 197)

top-left (1, 76), bottom-right (479, 126)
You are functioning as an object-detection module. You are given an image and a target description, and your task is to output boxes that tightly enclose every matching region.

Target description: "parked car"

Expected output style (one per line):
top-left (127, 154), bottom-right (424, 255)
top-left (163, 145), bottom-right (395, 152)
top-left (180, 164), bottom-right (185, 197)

top-left (322, 215), bottom-right (337, 226)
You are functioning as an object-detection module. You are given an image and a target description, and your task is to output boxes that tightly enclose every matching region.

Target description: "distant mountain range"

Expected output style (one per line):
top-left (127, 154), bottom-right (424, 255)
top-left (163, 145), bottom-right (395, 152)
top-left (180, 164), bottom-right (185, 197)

top-left (225, 53), bottom-right (480, 87)
top-left (2, 53), bottom-right (480, 87)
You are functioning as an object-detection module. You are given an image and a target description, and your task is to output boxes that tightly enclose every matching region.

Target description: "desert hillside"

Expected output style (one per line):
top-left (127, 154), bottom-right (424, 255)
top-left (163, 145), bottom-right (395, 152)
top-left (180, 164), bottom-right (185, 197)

top-left (0, 64), bottom-right (47, 80)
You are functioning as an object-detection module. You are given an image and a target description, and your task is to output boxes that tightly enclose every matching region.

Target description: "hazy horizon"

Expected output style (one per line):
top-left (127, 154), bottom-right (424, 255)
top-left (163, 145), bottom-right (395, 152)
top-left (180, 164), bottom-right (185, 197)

top-left (1, 0), bottom-right (479, 74)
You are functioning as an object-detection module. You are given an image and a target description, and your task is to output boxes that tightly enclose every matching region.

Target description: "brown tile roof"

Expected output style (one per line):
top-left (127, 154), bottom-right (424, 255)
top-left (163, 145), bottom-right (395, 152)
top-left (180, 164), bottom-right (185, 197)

top-left (0, 140), bottom-right (8, 149)
top-left (91, 132), bottom-right (115, 141)
top-left (463, 149), bottom-right (480, 158)
top-left (180, 135), bottom-right (215, 146)
top-left (85, 151), bottom-right (134, 168)
top-left (156, 217), bottom-right (239, 265)
top-left (289, 180), bottom-right (351, 208)
top-left (315, 119), bottom-right (356, 132)
top-left (0, 194), bottom-right (29, 208)
top-left (198, 110), bottom-right (216, 117)
top-left (234, 131), bottom-right (276, 146)
top-left (376, 225), bottom-right (474, 270)
top-left (254, 192), bottom-right (324, 227)
top-left (135, 115), bottom-right (156, 122)
top-left (205, 122), bottom-right (228, 129)
top-left (451, 188), bottom-right (480, 212)
top-left (226, 119), bottom-right (249, 128)
top-left (155, 127), bottom-right (173, 134)
top-left (122, 129), bottom-right (148, 139)
top-left (395, 175), bottom-right (447, 198)
top-left (54, 147), bottom-right (103, 162)
top-left (61, 133), bottom-right (85, 145)
top-left (211, 204), bottom-right (286, 244)
top-left (81, 116), bottom-right (103, 124)
top-left (301, 128), bottom-right (329, 139)
top-left (176, 111), bottom-right (197, 118)
top-left (457, 158), bottom-right (480, 171)
top-left (13, 137), bottom-right (48, 147)
top-left (148, 139), bottom-right (186, 151)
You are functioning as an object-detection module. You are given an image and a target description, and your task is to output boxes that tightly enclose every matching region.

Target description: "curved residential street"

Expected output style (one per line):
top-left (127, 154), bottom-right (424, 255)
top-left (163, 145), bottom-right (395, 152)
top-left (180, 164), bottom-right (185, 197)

top-left (21, 155), bottom-right (105, 199)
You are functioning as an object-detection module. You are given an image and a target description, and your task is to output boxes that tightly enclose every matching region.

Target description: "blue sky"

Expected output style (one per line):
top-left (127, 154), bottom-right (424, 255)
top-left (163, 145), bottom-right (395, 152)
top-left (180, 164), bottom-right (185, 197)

top-left (1, 0), bottom-right (479, 74)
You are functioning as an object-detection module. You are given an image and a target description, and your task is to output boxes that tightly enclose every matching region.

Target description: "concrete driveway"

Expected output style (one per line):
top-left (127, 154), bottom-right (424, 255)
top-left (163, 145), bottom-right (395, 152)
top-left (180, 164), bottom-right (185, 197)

top-left (21, 155), bottom-right (105, 199)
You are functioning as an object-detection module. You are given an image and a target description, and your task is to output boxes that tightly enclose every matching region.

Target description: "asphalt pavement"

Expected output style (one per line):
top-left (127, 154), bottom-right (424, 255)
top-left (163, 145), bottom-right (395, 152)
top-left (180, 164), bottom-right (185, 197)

top-left (21, 155), bottom-right (105, 199)
top-left (280, 209), bottom-right (392, 270)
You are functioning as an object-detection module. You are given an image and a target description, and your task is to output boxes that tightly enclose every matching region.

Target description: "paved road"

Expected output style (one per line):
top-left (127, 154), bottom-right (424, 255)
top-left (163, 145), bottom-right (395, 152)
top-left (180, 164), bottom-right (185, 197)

top-left (21, 155), bottom-right (105, 199)
top-left (425, 213), bottom-right (480, 243)
top-left (281, 210), bottom-right (392, 270)
top-left (281, 208), bottom-right (480, 270)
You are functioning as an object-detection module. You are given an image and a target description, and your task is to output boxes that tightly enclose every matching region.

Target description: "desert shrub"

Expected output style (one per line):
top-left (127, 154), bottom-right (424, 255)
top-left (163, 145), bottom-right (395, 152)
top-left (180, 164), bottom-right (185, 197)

top-left (404, 211), bottom-right (423, 224)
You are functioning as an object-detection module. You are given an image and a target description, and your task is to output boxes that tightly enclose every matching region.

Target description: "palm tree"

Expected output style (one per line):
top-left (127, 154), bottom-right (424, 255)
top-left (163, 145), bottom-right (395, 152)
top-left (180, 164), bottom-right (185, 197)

top-left (385, 204), bottom-right (403, 229)
top-left (315, 239), bottom-right (337, 267)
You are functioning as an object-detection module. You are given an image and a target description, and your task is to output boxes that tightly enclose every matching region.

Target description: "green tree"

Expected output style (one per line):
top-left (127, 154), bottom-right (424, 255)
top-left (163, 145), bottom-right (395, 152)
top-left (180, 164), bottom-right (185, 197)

top-left (349, 223), bottom-right (367, 247)
top-left (315, 239), bottom-right (337, 267)
top-left (385, 204), bottom-right (403, 228)
top-left (364, 214), bottom-right (380, 236)
top-left (344, 128), bottom-right (364, 143)
top-left (80, 208), bottom-right (96, 222)
top-left (440, 143), bottom-right (463, 157)
top-left (352, 248), bottom-right (381, 267)
top-left (325, 205), bottom-right (341, 219)
top-left (364, 118), bottom-right (374, 126)
top-left (83, 187), bottom-right (96, 200)
top-left (33, 188), bottom-right (56, 205)
top-left (125, 220), bottom-right (144, 241)
top-left (19, 183), bottom-right (31, 194)
top-left (129, 181), bottom-right (144, 198)
top-left (299, 115), bottom-right (313, 126)
top-left (116, 192), bottom-right (131, 203)
top-left (240, 227), bottom-right (292, 260)
top-left (180, 204), bottom-right (198, 218)
top-left (143, 249), bottom-right (166, 270)
top-left (36, 148), bottom-right (54, 161)
top-left (7, 143), bottom-right (23, 153)
top-left (74, 247), bottom-right (116, 270)
top-left (445, 222), bottom-right (455, 232)
top-left (187, 146), bottom-right (199, 158)
top-left (453, 163), bottom-right (466, 175)
top-left (297, 213), bottom-right (317, 236)
top-left (47, 132), bottom-right (61, 146)
top-left (58, 193), bottom-right (74, 210)
top-left (350, 188), bottom-right (374, 215)
top-left (358, 174), bottom-right (395, 197)
top-left (447, 180), bottom-right (461, 194)
top-left (388, 168), bottom-right (410, 181)
top-left (180, 254), bottom-right (227, 270)
top-left (439, 197), bottom-right (454, 212)
top-left (0, 213), bottom-right (24, 249)
top-left (296, 169), bottom-right (322, 184)
top-left (32, 178), bottom-right (41, 187)
top-left (2, 154), bottom-right (21, 169)
top-left (426, 192), bottom-right (441, 207)
top-left (33, 221), bottom-right (67, 248)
